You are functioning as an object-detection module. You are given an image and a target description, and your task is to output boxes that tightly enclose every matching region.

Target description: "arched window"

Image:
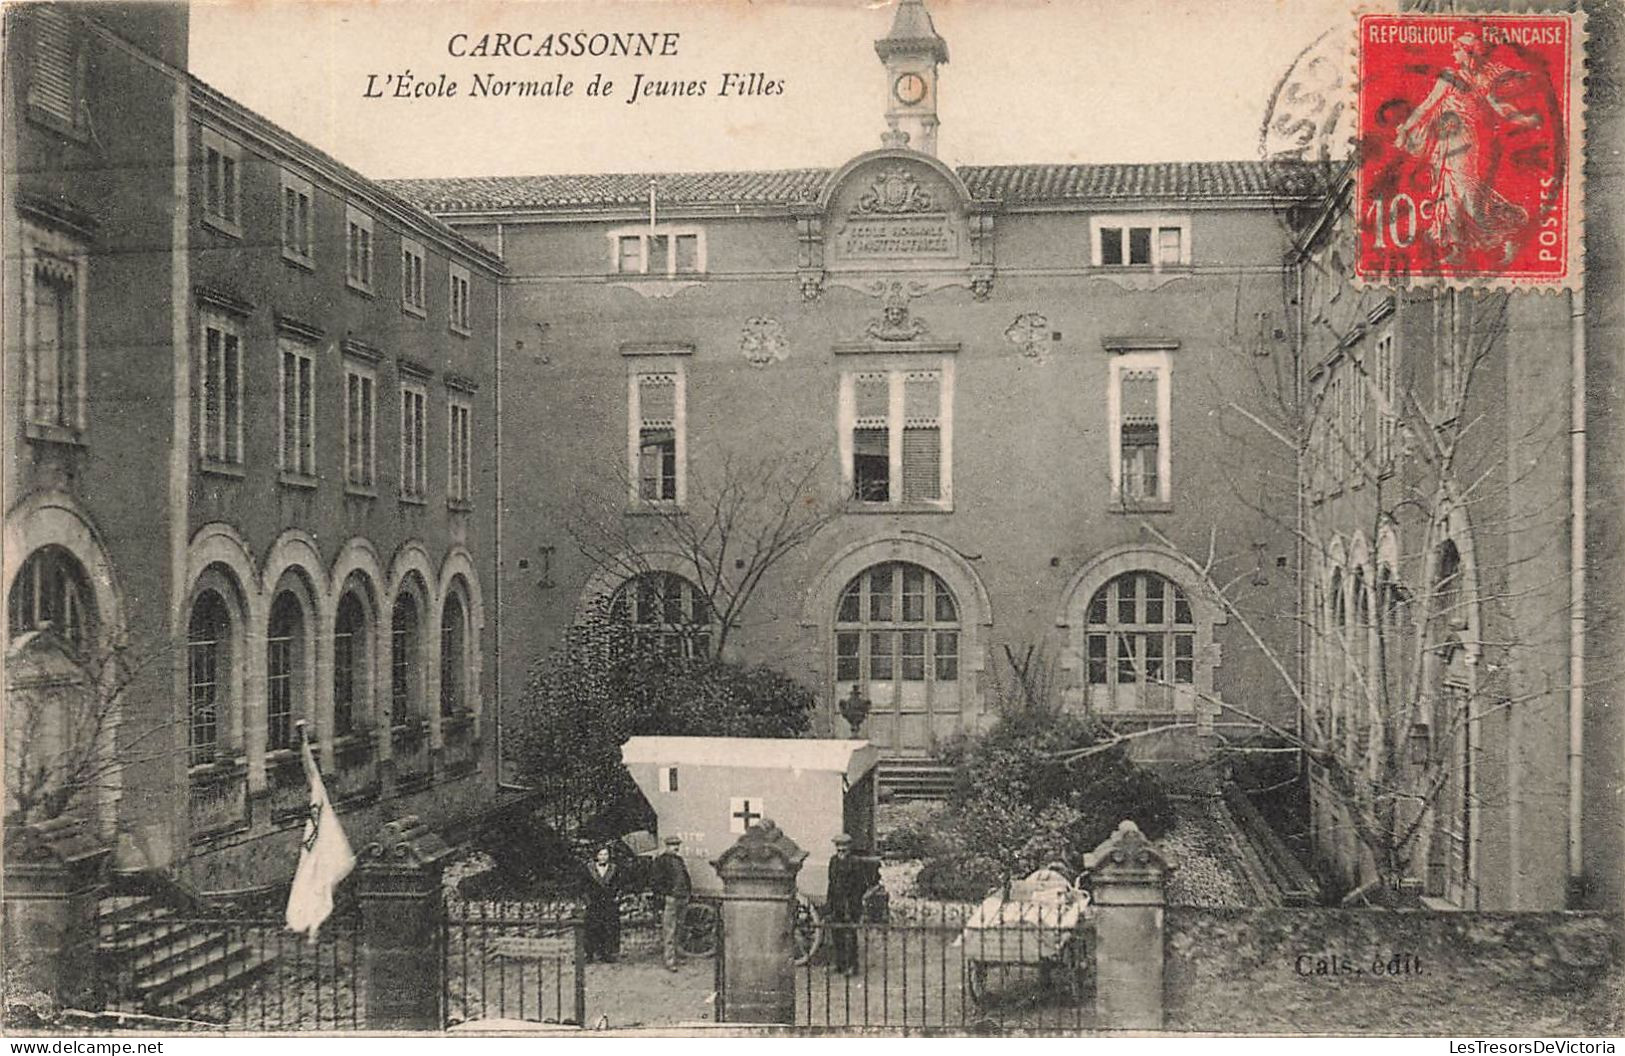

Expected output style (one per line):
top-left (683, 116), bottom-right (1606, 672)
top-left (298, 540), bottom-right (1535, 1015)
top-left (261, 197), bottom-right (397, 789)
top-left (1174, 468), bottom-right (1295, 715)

top-left (609, 571), bottom-right (711, 659)
top-left (834, 562), bottom-right (960, 752)
top-left (391, 591), bottom-right (421, 727)
top-left (333, 593), bottom-right (366, 737)
top-left (266, 592), bottom-right (304, 751)
top-left (8, 546), bottom-right (93, 653)
top-left (440, 592), bottom-right (466, 716)
top-left (187, 591), bottom-right (231, 766)
top-left (1436, 540), bottom-right (1464, 631)
top-left (1083, 571), bottom-right (1194, 712)
top-left (1330, 569), bottom-right (1347, 740)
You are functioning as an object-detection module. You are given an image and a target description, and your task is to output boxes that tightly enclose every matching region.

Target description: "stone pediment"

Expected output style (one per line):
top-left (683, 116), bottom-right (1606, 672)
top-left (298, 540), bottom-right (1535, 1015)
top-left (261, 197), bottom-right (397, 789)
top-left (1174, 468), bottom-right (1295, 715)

top-left (793, 149), bottom-right (997, 301)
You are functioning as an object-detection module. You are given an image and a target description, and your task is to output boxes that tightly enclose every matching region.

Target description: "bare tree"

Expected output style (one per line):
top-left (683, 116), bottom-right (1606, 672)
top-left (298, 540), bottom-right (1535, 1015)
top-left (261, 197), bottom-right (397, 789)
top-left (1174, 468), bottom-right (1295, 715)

top-left (564, 445), bottom-right (842, 657)
top-left (5, 632), bottom-right (174, 829)
top-left (1055, 223), bottom-right (1575, 904)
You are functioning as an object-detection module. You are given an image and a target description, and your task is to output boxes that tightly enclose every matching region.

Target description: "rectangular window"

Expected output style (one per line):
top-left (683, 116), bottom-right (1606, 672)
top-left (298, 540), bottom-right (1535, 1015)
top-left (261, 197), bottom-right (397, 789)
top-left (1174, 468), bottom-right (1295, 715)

top-left (200, 315), bottom-right (243, 465)
top-left (448, 394), bottom-right (472, 504)
top-left (23, 228), bottom-right (86, 436)
top-left (609, 226), bottom-right (706, 276)
top-left (333, 625), bottom-right (355, 737)
top-left (201, 128), bottom-right (242, 236)
top-left (448, 263), bottom-right (472, 334)
top-left (400, 383), bottom-right (428, 500)
top-left (1128, 227), bottom-right (1152, 265)
top-left (1108, 352), bottom-right (1172, 505)
top-left (391, 623), bottom-right (410, 726)
top-left (842, 367), bottom-right (952, 507)
top-left (628, 365), bottom-right (685, 504)
top-left (345, 205), bottom-right (374, 292)
top-left (280, 170), bottom-right (314, 266)
top-left (868, 631), bottom-right (894, 682)
top-left (1375, 329), bottom-right (1396, 468)
top-left (267, 632), bottom-right (293, 751)
top-left (1092, 215), bottom-right (1190, 271)
top-left (400, 238), bottom-right (426, 315)
top-left (1087, 633), bottom-right (1109, 684)
top-left (187, 637), bottom-right (219, 766)
top-left (279, 341), bottom-right (315, 478)
top-left (836, 631), bottom-right (861, 682)
top-left (25, 6), bottom-right (83, 131)
top-left (345, 366), bottom-right (376, 489)
top-left (1174, 633), bottom-right (1195, 684)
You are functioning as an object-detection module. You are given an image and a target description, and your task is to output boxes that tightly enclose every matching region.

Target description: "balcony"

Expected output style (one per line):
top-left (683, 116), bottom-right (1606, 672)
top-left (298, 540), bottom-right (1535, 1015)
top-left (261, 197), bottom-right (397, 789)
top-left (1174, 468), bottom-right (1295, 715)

top-left (188, 756), bottom-right (249, 842)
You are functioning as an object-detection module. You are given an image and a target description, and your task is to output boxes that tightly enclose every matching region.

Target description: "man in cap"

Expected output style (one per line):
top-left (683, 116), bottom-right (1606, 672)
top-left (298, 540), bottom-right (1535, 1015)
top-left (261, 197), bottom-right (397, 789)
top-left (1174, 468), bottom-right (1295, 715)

top-left (651, 834), bottom-right (692, 971)
top-left (825, 833), bottom-right (864, 975)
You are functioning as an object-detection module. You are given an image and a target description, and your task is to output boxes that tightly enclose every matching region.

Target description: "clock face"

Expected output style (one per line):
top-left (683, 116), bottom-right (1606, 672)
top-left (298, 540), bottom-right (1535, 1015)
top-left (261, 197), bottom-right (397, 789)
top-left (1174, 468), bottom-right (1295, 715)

top-left (894, 72), bottom-right (927, 106)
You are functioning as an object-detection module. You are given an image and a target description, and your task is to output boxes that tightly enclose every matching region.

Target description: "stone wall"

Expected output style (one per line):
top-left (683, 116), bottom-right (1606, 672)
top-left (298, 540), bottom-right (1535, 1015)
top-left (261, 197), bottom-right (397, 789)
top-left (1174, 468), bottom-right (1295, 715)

top-left (1165, 907), bottom-right (1622, 1035)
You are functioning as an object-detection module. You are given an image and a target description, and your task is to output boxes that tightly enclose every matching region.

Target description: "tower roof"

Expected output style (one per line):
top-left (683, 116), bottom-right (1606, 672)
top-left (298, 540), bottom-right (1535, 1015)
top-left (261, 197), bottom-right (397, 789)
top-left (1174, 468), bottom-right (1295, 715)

top-left (875, 0), bottom-right (948, 64)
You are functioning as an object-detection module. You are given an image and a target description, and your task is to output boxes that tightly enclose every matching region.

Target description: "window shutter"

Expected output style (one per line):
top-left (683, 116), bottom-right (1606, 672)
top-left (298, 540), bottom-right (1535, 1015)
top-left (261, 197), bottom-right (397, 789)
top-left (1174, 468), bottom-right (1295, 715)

top-left (902, 427), bottom-right (940, 502)
top-left (853, 373), bottom-right (889, 425)
top-left (1120, 369), bottom-right (1159, 425)
top-left (639, 373), bottom-right (676, 427)
top-left (903, 371), bottom-right (939, 422)
top-left (29, 8), bottom-right (77, 124)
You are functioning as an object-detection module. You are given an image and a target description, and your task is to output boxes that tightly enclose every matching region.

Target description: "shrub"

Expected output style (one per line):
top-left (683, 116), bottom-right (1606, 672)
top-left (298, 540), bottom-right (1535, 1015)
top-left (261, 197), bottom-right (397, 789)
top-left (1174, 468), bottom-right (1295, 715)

top-left (878, 803), bottom-right (958, 860)
top-left (943, 705), bottom-right (1174, 874)
top-left (914, 854), bottom-right (1005, 902)
top-left (506, 627), bottom-right (817, 838)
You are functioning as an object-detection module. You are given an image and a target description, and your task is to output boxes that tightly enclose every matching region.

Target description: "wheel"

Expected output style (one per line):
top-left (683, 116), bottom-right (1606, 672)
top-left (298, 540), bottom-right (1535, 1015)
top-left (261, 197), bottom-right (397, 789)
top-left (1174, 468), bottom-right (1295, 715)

top-left (791, 894), bottom-right (823, 966)
top-left (677, 902), bottom-right (718, 957)
top-left (965, 960), bottom-right (990, 1006)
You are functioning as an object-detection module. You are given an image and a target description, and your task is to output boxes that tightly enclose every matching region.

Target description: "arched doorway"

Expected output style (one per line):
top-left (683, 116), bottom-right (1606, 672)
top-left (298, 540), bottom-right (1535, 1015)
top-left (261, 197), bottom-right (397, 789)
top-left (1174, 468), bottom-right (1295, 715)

top-left (833, 561), bottom-right (961, 753)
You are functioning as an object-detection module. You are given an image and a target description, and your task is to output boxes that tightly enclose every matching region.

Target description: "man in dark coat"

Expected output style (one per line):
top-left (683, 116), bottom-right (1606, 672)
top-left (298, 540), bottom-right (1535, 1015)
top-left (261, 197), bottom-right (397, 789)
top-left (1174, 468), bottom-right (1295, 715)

top-left (651, 835), bottom-right (692, 971)
top-left (825, 833), bottom-right (865, 975)
top-left (581, 844), bottom-right (621, 962)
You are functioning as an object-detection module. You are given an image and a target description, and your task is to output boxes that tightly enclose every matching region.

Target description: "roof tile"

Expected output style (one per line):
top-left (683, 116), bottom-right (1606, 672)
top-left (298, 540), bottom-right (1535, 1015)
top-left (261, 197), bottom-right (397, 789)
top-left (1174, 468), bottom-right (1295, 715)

top-left (384, 161), bottom-right (1287, 212)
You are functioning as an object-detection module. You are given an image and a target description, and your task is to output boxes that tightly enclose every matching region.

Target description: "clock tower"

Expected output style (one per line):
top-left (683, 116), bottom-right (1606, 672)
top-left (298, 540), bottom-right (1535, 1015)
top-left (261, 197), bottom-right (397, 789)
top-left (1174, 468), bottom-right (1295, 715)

top-left (875, 0), bottom-right (948, 156)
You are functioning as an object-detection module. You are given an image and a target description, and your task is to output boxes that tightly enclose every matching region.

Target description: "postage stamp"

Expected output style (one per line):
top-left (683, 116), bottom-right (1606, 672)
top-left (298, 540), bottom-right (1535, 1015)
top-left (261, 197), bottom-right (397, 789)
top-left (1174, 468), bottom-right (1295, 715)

top-left (1355, 13), bottom-right (1584, 288)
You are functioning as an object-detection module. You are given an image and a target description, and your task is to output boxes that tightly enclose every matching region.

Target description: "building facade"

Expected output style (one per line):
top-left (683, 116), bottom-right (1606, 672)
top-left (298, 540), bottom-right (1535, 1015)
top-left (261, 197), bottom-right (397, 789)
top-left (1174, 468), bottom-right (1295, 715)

top-left (391, 0), bottom-right (1306, 765)
top-left (4, 2), bottom-right (504, 889)
top-left (1292, 0), bottom-right (1621, 913)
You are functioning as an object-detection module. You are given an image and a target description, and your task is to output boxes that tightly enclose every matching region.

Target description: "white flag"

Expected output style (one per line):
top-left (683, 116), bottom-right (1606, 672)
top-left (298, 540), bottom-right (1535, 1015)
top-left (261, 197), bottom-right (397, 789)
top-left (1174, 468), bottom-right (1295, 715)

top-left (284, 730), bottom-right (356, 939)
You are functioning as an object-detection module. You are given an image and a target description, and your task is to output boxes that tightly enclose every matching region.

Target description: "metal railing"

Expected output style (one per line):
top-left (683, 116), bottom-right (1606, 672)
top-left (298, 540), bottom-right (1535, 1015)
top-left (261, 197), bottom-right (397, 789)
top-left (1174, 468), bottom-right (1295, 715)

top-left (795, 906), bottom-right (1096, 1034)
top-left (95, 912), bottom-right (361, 1031)
top-left (442, 903), bottom-right (587, 1028)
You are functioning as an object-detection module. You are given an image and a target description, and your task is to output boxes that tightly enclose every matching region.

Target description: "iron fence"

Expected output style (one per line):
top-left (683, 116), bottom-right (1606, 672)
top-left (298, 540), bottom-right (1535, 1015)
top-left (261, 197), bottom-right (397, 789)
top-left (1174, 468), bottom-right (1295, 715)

top-left (795, 906), bottom-right (1096, 1033)
top-left (442, 903), bottom-right (586, 1028)
top-left (95, 911), bottom-right (362, 1031)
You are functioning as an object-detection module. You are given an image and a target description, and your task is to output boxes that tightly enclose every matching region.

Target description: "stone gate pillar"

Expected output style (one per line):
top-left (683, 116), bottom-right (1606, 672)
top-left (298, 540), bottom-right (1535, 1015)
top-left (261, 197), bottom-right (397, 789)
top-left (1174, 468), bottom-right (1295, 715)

top-left (711, 820), bottom-right (806, 1025)
top-left (356, 814), bottom-right (451, 1030)
top-left (1083, 819), bottom-right (1174, 1031)
top-left (1, 817), bottom-right (110, 1013)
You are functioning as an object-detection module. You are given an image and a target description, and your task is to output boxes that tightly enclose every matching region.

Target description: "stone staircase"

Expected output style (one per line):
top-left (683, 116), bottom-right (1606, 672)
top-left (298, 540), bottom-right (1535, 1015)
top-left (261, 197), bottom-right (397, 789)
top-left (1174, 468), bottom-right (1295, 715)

top-left (877, 758), bottom-right (956, 801)
top-left (97, 894), bottom-right (278, 1018)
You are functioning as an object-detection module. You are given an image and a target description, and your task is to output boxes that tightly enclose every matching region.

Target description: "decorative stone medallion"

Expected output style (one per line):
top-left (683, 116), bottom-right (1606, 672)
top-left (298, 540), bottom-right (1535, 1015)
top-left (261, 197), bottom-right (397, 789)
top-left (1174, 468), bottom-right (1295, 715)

top-left (740, 317), bottom-right (789, 368)
top-left (1004, 312), bottom-right (1050, 358)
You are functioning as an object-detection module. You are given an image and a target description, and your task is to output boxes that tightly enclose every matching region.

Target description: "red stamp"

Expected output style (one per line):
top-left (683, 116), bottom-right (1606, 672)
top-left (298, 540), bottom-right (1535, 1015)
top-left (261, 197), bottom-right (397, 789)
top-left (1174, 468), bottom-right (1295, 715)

top-left (1356, 14), bottom-right (1581, 287)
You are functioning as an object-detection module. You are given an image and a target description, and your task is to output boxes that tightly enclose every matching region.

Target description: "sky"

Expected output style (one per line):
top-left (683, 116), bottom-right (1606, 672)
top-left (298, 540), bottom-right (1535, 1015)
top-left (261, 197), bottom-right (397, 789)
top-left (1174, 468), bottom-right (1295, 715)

top-left (188, 0), bottom-right (1360, 180)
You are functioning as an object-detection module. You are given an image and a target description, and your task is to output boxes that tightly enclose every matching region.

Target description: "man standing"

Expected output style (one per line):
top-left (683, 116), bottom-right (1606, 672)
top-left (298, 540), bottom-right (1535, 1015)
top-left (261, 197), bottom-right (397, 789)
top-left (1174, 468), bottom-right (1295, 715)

top-left (826, 833), bottom-right (864, 975)
top-left (652, 834), bottom-right (692, 972)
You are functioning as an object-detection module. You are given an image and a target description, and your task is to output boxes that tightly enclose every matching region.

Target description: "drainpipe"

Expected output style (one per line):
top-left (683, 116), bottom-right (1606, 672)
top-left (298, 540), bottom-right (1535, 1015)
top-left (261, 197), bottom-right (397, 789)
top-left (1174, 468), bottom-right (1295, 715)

top-left (494, 222), bottom-right (505, 791)
top-left (1567, 286), bottom-right (1587, 898)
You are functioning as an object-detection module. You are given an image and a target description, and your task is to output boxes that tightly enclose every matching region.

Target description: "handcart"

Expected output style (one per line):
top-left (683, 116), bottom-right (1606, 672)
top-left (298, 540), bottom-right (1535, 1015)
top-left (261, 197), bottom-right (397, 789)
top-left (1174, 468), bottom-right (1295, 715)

top-left (955, 865), bottom-right (1095, 1004)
